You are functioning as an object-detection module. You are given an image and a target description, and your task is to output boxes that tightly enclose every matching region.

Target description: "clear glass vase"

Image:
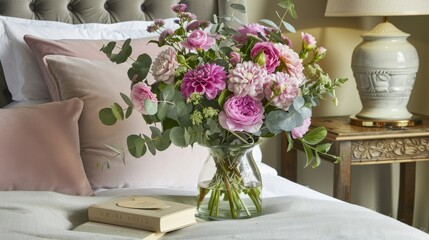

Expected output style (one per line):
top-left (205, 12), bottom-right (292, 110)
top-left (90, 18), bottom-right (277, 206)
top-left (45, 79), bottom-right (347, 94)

top-left (196, 142), bottom-right (262, 220)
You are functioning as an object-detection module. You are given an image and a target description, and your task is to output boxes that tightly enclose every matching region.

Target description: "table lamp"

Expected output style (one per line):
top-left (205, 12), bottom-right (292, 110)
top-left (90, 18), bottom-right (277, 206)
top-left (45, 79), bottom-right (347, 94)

top-left (325, 0), bottom-right (429, 127)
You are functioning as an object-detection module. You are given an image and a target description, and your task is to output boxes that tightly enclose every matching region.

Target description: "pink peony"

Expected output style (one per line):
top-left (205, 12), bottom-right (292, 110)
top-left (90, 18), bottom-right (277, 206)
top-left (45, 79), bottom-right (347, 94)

top-left (251, 42), bottom-right (280, 74)
top-left (181, 63), bottom-right (227, 100)
top-left (264, 72), bottom-right (300, 110)
top-left (219, 96), bottom-right (264, 133)
top-left (274, 43), bottom-right (305, 83)
top-left (228, 61), bottom-right (268, 100)
top-left (131, 82), bottom-right (158, 114)
top-left (181, 30), bottom-right (215, 51)
top-left (291, 117), bottom-right (311, 139)
top-left (301, 32), bottom-right (317, 50)
top-left (151, 48), bottom-right (178, 84)
top-left (233, 23), bottom-right (267, 44)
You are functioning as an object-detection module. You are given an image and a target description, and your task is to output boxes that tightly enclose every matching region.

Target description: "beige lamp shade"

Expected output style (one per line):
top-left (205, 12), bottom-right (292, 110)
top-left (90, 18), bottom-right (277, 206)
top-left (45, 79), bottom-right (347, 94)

top-left (325, 0), bottom-right (429, 16)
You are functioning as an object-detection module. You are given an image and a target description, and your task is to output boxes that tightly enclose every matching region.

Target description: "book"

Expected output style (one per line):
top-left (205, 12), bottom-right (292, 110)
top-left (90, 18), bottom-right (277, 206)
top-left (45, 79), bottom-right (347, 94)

top-left (88, 196), bottom-right (197, 233)
top-left (73, 221), bottom-right (165, 240)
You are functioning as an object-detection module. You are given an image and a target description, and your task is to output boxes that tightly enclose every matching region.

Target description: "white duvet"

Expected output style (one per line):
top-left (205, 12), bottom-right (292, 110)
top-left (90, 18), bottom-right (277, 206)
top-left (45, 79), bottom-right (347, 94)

top-left (0, 175), bottom-right (428, 240)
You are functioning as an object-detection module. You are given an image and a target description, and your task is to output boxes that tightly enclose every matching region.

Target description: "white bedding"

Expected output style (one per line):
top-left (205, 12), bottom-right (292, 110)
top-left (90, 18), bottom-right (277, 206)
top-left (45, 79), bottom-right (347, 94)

top-left (1, 175), bottom-right (428, 240)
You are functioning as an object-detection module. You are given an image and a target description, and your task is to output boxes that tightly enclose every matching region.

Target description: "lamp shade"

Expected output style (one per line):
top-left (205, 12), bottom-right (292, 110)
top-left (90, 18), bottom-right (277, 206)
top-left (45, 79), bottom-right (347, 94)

top-left (325, 0), bottom-right (429, 17)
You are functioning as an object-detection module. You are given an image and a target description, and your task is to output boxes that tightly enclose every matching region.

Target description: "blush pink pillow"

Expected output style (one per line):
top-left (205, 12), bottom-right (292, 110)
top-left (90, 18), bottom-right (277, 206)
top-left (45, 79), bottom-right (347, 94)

top-left (0, 98), bottom-right (93, 195)
top-left (24, 35), bottom-right (162, 101)
top-left (44, 55), bottom-right (208, 190)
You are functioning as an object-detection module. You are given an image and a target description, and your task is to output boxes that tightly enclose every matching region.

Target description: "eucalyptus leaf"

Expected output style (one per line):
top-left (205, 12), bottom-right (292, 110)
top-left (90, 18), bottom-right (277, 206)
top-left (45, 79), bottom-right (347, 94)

top-left (120, 93), bottom-right (133, 107)
top-left (125, 106), bottom-right (133, 118)
top-left (111, 103), bottom-right (124, 121)
top-left (128, 53), bottom-right (152, 81)
top-left (127, 135), bottom-right (146, 158)
top-left (259, 19), bottom-right (279, 29)
top-left (113, 38), bottom-right (132, 64)
top-left (282, 21), bottom-right (296, 33)
top-left (170, 127), bottom-right (187, 147)
top-left (162, 84), bottom-right (175, 101)
top-left (99, 108), bottom-right (117, 126)
top-left (144, 135), bottom-right (156, 155)
top-left (157, 102), bottom-right (169, 120)
top-left (144, 99), bottom-right (158, 115)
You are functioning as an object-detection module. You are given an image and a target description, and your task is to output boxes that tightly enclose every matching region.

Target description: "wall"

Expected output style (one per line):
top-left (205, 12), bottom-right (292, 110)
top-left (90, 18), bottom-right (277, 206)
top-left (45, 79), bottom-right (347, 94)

top-left (246, 0), bottom-right (429, 231)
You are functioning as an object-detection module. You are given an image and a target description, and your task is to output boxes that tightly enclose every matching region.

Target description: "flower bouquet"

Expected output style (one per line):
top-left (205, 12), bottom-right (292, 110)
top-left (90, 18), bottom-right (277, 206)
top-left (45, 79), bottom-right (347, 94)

top-left (99, 0), bottom-right (346, 219)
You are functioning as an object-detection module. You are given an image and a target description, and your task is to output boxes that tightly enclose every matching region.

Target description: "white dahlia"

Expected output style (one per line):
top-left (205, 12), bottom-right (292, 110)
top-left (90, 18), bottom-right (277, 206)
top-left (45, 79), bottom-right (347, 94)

top-left (151, 48), bottom-right (178, 84)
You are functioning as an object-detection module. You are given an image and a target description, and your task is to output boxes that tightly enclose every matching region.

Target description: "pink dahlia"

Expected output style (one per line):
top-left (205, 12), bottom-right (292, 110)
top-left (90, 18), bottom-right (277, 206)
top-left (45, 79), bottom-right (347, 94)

top-left (151, 48), bottom-right (178, 84)
top-left (131, 82), bottom-right (158, 114)
top-left (291, 117), bottom-right (311, 139)
top-left (233, 23), bottom-right (267, 44)
top-left (181, 63), bottom-right (227, 100)
top-left (251, 42), bottom-right (280, 74)
top-left (274, 43), bottom-right (305, 83)
top-left (264, 72), bottom-right (300, 111)
top-left (228, 61), bottom-right (268, 100)
top-left (219, 95), bottom-right (264, 133)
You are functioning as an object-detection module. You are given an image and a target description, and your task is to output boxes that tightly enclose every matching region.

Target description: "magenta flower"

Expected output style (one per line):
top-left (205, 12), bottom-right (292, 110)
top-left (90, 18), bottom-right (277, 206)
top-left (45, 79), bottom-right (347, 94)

top-left (301, 32), bottom-right (317, 50)
top-left (181, 63), bottom-right (227, 100)
top-left (181, 30), bottom-right (215, 51)
top-left (275, 43), bottom-right (305, 83)
top-left (131, 82), bottom-right (158, 114)
top-left (264, 72), bottom-right (300, 110)
top-left (228, 61), bottom-right (268, 100)
top-left (233, 23), bottom-right (267, 44)
top-left (291, 117), bottom-right (311, 139)
top-left (251, 42), bottom-right (280, 74)
top-left (219, 96), bottom-right (264, 133)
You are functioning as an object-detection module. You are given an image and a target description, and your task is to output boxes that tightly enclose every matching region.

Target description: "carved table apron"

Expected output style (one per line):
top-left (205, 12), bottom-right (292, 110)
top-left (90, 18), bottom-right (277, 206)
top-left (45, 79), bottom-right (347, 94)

top-left (281, 115), bottom-right (429, 226)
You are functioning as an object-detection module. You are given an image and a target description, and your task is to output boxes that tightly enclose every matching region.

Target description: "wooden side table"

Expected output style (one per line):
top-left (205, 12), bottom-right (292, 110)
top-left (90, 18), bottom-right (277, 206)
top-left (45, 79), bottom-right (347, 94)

top-left (281, 115), bottom-right (429, 226)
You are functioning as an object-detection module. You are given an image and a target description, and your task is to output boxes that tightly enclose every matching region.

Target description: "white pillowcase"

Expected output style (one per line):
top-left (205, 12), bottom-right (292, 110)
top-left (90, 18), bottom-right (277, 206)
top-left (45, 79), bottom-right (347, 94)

top-left (0, 16), bottom-right (178, 101)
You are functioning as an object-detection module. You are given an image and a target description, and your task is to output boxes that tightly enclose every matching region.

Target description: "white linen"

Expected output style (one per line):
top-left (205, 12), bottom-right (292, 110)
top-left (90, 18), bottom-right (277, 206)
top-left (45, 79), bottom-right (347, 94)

top-left (0, 189), bottom-right (428, 240)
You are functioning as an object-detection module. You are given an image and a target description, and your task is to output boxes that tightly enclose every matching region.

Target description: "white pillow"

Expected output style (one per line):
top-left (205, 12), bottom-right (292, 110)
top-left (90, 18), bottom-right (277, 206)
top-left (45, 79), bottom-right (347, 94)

top-left (0, 16), bottom-right (178, 101)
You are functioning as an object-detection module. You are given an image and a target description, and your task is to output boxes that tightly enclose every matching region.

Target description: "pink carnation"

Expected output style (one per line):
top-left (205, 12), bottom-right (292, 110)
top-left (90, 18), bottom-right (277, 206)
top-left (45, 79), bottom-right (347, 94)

top-left (131, 82), bottom-right (158, 114)
top-left (264, 72), bottom-right (299, 110)
top-left (219, 96), bottom-right (264, 133)
top-left (229, 51), bottom-right (241, 66)
top-left (291, 117), bottom-right (311, 139)
top-left (181, 63), bottom-right (227, 100)
top-left (228, 61), bottom-right (268, 100)
top-left (251, 42), bottom-right (280, 74)
top-left (301, 32), bottom-right (317, 50)
top-left (151, 48), bottom-right (178, 84)
top-left (275, 43), bottom-right (305, 83)
top-left (181, 30), bottom-right (215, 51)
top-left (233, 23), bottom-right (267, 44)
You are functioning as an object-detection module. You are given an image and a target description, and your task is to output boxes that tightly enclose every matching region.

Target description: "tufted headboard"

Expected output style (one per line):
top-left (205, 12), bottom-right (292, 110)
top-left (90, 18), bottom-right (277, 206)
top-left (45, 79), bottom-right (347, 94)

top-left (0, 0), bottom-right (247, 107)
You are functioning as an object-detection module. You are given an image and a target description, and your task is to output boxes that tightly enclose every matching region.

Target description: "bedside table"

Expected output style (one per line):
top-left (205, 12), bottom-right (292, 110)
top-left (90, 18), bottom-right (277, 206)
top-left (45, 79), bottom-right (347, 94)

top-left (281, 115), bottom-right (429, 225)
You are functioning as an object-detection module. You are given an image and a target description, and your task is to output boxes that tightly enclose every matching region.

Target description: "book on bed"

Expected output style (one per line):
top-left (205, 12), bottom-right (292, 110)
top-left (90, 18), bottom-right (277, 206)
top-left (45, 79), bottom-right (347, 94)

top-left (73, 221), bottom-right (165, 240)
top-left (88, 196), bottom-right (197, 233)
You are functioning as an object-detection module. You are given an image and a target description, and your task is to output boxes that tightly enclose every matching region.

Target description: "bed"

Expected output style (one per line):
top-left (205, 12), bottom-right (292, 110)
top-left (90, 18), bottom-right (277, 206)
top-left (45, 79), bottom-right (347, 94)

top-left (0, 0), bottom-right (428, 239)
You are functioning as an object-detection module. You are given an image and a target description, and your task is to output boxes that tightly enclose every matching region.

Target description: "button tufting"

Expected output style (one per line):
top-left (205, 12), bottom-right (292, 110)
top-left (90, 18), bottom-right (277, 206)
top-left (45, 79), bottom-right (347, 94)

top-left (67, 4), bottom-right (73, 11)
top-left (104, 2), bottom-right (109, 10)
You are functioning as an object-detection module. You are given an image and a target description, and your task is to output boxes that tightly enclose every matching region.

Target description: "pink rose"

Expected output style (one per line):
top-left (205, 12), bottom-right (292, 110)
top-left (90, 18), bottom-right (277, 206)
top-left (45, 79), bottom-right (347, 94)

top-left (233, 23), bottom-right (267, 44)
top-left (229, 51), bottom-right (241, 66)
top-left (251, 42), bottom-right (280, 74)
top-left (181, 30), bottom-right (215, 51)
top-left (301, 32), bottom-right (317, 50)
top-left (291, 117), bottom-right (311, 139)
top-left (131, 82), bottom-right (158, 114)
top-left (219, 96), bottom-right (264, 133)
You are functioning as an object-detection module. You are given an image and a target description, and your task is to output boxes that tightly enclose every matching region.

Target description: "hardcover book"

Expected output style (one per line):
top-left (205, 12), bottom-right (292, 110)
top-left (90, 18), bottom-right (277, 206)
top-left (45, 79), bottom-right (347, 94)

top-left (73, 221), bottom-right (165, 240)
top-left (88, 196), bottom-right (197, 233)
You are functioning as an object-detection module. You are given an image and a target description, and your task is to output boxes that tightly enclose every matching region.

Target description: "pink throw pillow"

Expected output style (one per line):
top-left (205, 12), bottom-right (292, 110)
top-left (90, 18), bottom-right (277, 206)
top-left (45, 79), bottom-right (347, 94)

top-left (0, 98), bottom-right (93, 195)
top-left (24, 35), bottom-right (162, 101)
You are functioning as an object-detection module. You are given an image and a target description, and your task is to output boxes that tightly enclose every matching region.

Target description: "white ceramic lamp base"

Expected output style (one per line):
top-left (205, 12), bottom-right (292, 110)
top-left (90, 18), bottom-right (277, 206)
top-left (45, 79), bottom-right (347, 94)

top-left (351, 22), bottom-right (419, 120)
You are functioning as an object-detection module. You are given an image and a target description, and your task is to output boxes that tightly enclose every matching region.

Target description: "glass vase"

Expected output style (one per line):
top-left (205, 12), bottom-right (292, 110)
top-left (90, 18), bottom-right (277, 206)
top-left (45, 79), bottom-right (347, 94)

top-left (196, 142), bottom-right (262, 220)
